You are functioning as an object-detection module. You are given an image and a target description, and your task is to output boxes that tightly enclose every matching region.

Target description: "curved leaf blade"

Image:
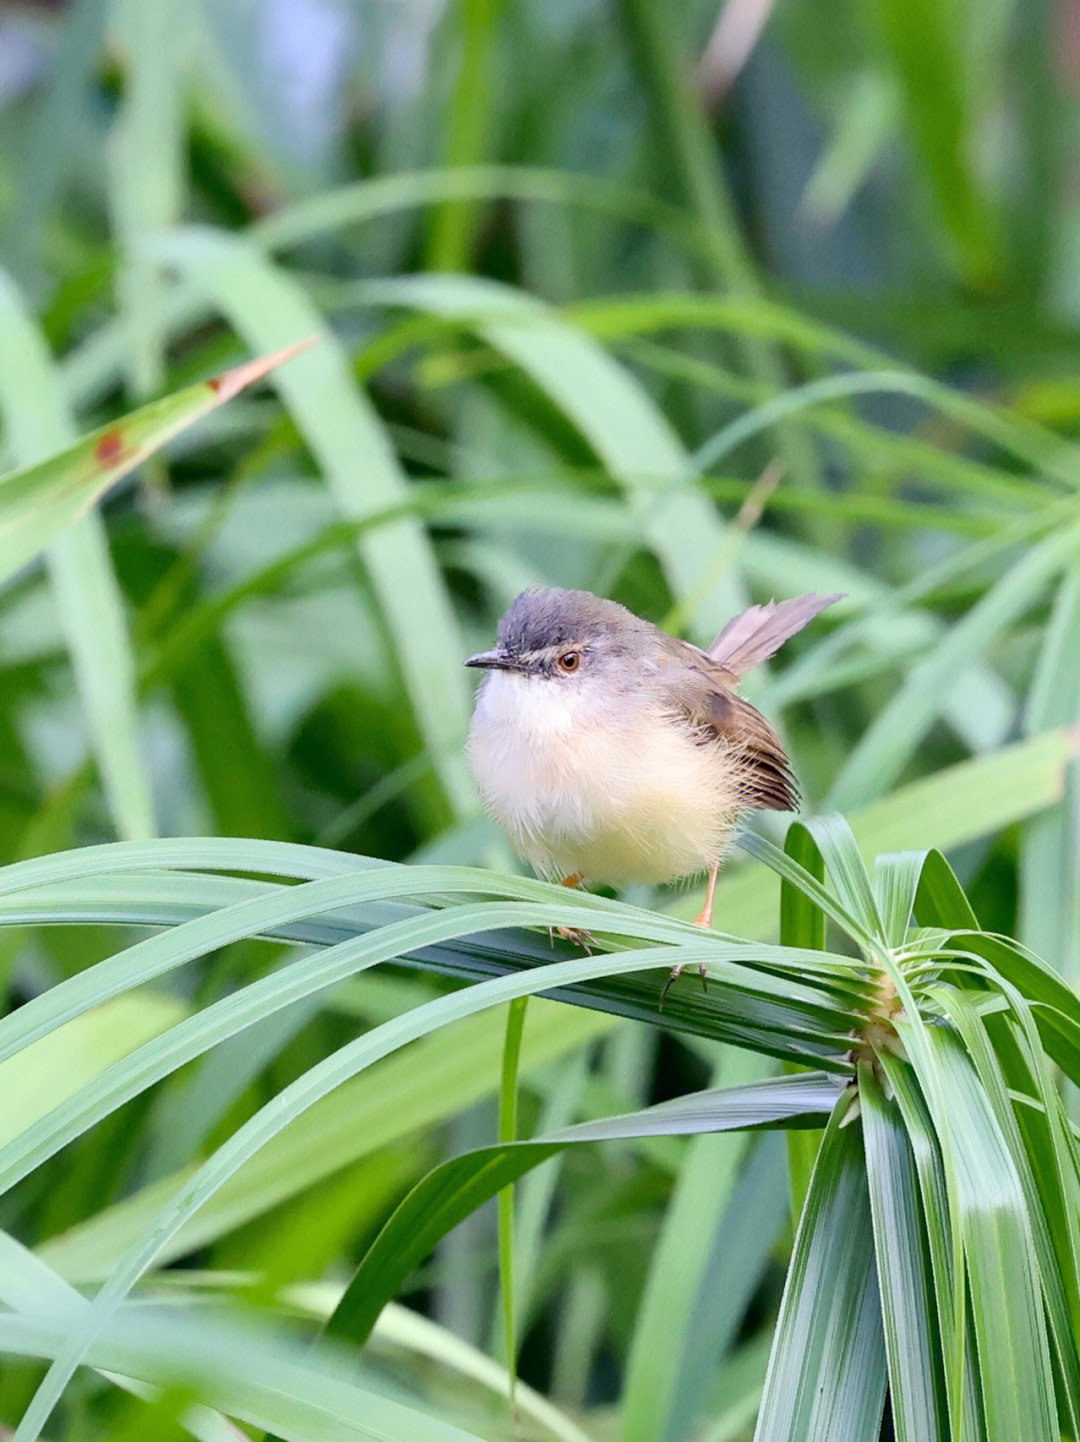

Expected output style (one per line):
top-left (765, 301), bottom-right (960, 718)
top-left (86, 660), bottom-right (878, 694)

top-left (861, 1063), bottom-right (945, 1442)
top-left (0, 339), bottom-right (312, 588)
top-left (327, 1073), bottom-right (843, 1348)
top-left (753, 1104), bottom-right (887, 1442)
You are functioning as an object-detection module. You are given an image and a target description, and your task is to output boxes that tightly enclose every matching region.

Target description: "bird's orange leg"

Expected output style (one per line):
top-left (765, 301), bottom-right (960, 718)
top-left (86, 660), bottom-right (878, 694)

top-left (554, 874), bottom-right (592, 949)
top-left (694, 859), bottom-right (720, 930)
top-left (660, 859), bottom-right (719, 1007)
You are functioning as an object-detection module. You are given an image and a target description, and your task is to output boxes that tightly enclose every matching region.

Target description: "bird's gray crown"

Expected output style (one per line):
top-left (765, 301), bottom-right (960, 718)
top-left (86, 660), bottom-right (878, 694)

top-left (496, 587), bottom-right (648, 656)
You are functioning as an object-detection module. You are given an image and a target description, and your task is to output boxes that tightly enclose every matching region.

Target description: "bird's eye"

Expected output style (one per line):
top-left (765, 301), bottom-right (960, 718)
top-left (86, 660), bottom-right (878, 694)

top-left (558, 651), bottom-right (581, 672)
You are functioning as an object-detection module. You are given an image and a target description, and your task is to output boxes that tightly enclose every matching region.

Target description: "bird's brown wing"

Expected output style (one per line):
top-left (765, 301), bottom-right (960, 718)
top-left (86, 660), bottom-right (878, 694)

top-left (669, 648), bottom-right (798, 812)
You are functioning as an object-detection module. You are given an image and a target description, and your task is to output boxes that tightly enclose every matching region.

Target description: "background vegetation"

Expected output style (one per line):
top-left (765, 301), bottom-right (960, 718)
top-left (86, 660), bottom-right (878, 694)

top-left (1, 0), bottom-right (1079, 1438)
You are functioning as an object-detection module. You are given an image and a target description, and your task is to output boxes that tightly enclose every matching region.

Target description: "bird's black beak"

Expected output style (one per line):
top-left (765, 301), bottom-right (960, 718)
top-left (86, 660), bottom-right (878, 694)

top-left (464, 649), bottom-right (523, 672)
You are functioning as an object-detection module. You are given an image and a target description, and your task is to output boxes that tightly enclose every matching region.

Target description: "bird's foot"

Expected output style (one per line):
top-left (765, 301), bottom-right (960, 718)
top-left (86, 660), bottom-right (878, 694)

top-left (658, 961), bottom-right (709, 1010)
top-left (659, 877), bottom-right (716, 1007)
top-left (550, 874), bottom-right (593, 950)
top-left (551, 925), bottom-right (595, 952)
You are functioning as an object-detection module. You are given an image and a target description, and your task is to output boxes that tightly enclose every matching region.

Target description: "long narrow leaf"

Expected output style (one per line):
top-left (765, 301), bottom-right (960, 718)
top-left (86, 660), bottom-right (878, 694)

top-left (931, 986), bottom-right (1080, 1431)
top-left (0, 270), bottom-right (155, 838)
top-left (2, 1303), bottom-right (487, 1442)
top-left (336, 272), bottom-right (738, 644)
top-left (879, 1053), bottom-right (984, 1440)
top-left (327, 1073), bottom-right (841, 1349)
top-left (753, 1103), bottom-right (887, 1442)
top-left (40, 998), bottom-right (614, 1280)
top-left (830, 522), bottom-right (1080, 810)
top-left (13, 951), bottom-right (849, 1442)
top-left (146, 227), bottom-right (475, 814)
top-left (0, 340), bottom-right (313, 587)
top-left (619, 1048), bottom-right (772, 1442)
top-left (901, 1024), bottom-right (1058, 1442)
top-left (780, 824), bottom-right (827, 1220)
top-left (860, 1063), bottom-right (945, 1441)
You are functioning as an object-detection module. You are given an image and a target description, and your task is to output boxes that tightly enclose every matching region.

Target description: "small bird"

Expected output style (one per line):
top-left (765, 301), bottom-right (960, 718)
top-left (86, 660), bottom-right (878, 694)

top-left (465, 587), bottom-right (839, 981)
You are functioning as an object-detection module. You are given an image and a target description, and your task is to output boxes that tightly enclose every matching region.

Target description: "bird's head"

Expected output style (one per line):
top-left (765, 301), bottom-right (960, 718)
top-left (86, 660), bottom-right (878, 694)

top-left (465, 587), bottom-right (654, 689)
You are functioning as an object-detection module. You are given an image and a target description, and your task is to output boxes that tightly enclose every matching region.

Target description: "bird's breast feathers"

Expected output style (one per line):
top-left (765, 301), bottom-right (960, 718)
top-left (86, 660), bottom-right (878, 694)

top-left (467, 670), bottom-right (742, 884)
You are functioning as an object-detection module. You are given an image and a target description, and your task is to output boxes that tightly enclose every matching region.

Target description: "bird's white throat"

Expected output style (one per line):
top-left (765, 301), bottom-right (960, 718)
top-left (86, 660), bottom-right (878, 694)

top-left (473, 667), bottom-right (586, 738)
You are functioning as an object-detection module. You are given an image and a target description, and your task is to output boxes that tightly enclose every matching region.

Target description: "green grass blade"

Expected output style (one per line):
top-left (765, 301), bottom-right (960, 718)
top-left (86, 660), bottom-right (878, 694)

top-left (879, 1053), bottom-right (984, 1440)
top-left (913, 850), bottom-right (980, 931)
top-left (0, 836), bottom-right (372, 893)
top-left (0, 270), bottom-right (155, 838)
top-left (618, 0), bottom-right (823, 501)
top-left (0, 992), bottom-right (184, 1154)
top-left (694, 370), bottom-right (1020, 473)
top-left (781, 824), bottom-right (826, 954)
top-left (3, 1302), bottom-right (489, 1442)
top-left (875, 0), bottom-right (1000, 282)
top-left (107, 0), bottom-right (184, 408)
top-left (905, 1024), bottom-right (1058, 1442)
top-left (871, 852), bottom-right (925, 947)
top-left (737, 828), bottom-right (874, 950)
top-left (571, 293), bottom-right (1071, 490)
top-left (327, 1071), bottom-right (838, 1349)
top-left (0, 340), bottom-right (311, 588)
top-left (830, 523), bottom-right (1080, 810)
top-left (0, 873), bottom-right (857, 1066)
top-left (667, 1135), bottom-right (789, 1442)
top-left (942, 933), bottom-right (1080, 1061)
top-left (250, 164), bottom-right (709, 260)
top-left (860, 1063), bottom-right (945, 1442)
top-left (13, 943), bottom-right (848, 1442)
top-left (337, 272), bottom-right (736, 643)
top-left (0, 857), bottom-right (857, 1072)
top-left (0, 1231), bottom-right (83, 1315)
top-left (497, 995), bottom-right (528, 1392)
top-left (40, 998), bottom-right (614, 1281)
top-left (931, 987), bottom-right (1080, 1431)
top-left (852, 729), bottom-right (1077, 862)
top-left (2, 0), bottom-right (107, 279)
top-left (797, 815), bottom-right (885, 947)
top-left (426, 0), bottom-right (502, 270)
top-left (0, 914), bottom-right (855, 1201)
top-left (780, 823), bottom-right (827, 1219)
top-left (753, 1103), bottom-right (886, 1442)
top-left (0, 1236), bottom-right (242, 1442)
top-left (618, 1047), bottom-right (772, 1442)
top-left (1020, 565), bottom-right (1080, 985)
top-left (45, 523), bottom-right (157, 838)
top-left (147, 227), bottom-right (475, 813)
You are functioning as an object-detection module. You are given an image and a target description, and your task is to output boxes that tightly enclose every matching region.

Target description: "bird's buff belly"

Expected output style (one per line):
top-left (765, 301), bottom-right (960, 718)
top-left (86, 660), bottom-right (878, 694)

top-left (469, 714), bottom-right (740, 886)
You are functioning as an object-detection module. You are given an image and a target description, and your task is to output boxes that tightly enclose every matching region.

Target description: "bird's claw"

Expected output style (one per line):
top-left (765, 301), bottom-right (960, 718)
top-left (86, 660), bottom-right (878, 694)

top-left (552, 924), bottom-right (595, 953)
top-left (657, 962), bottom-right (709, 1011)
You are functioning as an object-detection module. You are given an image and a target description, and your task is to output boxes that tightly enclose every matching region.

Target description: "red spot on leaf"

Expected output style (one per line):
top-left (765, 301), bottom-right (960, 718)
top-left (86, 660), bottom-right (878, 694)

top-left (207, 376), bottom-right (223, 393)
top-left (95, 429), bottom-right (125, 467)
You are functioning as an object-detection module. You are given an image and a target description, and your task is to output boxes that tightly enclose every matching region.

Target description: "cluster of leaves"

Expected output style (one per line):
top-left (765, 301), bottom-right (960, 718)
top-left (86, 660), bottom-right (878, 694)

top-left (1, 2), bottom-right (1079, 1440)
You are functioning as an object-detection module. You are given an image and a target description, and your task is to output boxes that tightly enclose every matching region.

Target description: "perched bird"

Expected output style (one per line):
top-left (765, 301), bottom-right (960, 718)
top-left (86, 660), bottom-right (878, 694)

top-left (465, 587), bottom-right (839, 971)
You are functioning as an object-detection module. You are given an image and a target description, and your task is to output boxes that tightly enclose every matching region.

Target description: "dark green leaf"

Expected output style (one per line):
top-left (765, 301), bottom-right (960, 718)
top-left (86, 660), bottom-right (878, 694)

top-left (327, 1074), bottom-right (843, 1347)
top-left (753, 1104), bottom-right (887, 1442)
top-left (860, 1063), bottom-right (945, 1441)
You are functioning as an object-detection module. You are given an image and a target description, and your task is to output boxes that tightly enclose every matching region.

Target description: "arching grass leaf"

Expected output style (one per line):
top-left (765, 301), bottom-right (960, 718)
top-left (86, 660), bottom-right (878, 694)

top-left (0, 340), bottom-right (312, 589)
top-left (326, 1072), bottom-right (842, 1349)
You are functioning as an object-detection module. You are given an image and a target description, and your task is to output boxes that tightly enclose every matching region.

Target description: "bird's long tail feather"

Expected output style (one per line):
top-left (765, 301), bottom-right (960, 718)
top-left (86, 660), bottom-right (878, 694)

top-left (709, 592), bottom-right (842, 676)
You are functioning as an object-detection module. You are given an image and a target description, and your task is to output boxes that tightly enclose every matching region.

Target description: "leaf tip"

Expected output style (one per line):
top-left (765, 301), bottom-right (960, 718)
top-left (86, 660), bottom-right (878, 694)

top-left (208, 336), bottom-right (319, 403)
